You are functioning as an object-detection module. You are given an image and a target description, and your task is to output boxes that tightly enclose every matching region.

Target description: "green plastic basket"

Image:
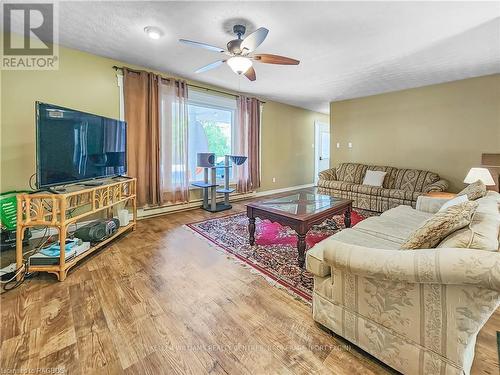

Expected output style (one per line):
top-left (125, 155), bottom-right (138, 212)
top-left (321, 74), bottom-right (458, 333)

top-left (0, 191), bottom-right (29, 231)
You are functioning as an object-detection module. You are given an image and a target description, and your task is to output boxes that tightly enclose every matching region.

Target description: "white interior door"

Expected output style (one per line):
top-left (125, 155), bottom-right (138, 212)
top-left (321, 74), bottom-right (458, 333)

top-left (314, 121), bottom-right (330, 183)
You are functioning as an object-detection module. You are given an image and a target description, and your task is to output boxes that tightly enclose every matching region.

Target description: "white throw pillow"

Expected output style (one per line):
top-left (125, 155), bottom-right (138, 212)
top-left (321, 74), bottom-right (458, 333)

top-left (438, 195), bottom-right (468, 212)
top-left (362, 170), bottom-right (387, 187)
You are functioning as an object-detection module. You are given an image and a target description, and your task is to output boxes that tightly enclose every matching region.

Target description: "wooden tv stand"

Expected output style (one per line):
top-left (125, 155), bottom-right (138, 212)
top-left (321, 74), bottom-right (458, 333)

top-left (16, 178), bottom-right (137, 281)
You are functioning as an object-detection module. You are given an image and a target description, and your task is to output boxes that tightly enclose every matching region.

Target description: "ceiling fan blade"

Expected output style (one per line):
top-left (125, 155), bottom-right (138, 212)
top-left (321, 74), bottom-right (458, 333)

top-left (244, 66), bottom-right (256, 81)
top-left (253, 54), bottom-right (300, 65)
top-left (240, 27), bottom-right (269, 53)
top-left (179, 39), bottom-right (226, 53)
top-left (195, 60), bottom-right (225, 74)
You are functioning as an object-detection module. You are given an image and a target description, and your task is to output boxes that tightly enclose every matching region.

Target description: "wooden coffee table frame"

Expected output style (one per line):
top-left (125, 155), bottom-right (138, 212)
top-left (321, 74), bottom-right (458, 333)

top-left (247, 193), bottom-right (352, 267)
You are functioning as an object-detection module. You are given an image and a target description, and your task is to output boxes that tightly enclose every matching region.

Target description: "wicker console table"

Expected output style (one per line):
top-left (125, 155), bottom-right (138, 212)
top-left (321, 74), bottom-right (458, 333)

top-left (16, 178), bottom-right (136, 281)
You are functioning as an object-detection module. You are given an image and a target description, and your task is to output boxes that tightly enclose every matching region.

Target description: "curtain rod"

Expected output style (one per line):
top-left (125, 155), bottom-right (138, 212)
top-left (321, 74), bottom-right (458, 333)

top-left (112, 65), bottom-right (265, 103)
top-left (188, 83), bottom-right (238, 99)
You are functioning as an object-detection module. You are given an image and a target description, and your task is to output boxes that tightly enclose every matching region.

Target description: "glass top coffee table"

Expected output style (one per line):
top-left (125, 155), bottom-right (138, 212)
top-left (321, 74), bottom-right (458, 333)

top-left (246, 188), bottom-right (353, 267)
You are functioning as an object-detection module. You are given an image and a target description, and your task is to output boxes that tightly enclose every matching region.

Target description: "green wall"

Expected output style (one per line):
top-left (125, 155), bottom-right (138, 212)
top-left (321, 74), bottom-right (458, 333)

top-left (0, 43), bottom-right (328, 193)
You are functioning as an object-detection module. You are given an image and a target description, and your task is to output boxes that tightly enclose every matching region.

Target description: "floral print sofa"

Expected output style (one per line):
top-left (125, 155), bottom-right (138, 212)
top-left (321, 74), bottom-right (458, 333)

top-left (318, 163), bottom-right (449, 212)
top-left (306, 191), bottom-right (500, 375)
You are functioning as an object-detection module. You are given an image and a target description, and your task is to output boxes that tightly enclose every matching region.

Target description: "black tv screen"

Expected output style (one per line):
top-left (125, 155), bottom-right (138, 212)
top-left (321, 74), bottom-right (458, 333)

top-left (36, 102), bottom-right (127, 188)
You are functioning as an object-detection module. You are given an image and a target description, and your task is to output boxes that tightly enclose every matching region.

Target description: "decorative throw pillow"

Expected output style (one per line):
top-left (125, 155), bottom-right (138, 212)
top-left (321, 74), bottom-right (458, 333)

top-left (401, 201), bottom-right (478, 249)
top-left (438, 194), bottom-right (468, 212)
top-left (362, 170), bottom-right (387, 187)
top-left (457, 180), bottom-right (487, 200)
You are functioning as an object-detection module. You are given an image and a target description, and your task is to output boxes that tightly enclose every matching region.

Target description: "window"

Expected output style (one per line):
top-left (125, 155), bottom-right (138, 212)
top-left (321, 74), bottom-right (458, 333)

top-left (187, 89), bottom-right (236, 182)
top-left (117, 77), bottom-right (238, 185)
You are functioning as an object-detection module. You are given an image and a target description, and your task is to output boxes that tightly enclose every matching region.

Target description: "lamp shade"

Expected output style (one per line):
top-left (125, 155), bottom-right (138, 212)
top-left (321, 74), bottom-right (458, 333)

top-left (464, 167), bottom-right (495, 185)
top-left (227, 57), bottom-right (252, 74)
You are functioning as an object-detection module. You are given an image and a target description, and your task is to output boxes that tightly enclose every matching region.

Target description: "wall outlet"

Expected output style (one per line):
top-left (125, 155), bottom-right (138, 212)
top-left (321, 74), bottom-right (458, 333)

top-left (336, 142), bottom-right (340, 149)
top-left (348, 142), bottom-right (353, 148)
top-left (272, 177), bottom-right (276, 183)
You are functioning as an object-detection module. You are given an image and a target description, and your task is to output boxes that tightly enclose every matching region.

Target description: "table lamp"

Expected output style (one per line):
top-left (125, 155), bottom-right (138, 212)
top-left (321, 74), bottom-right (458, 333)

top-left (481, 153), bottom-right (500, 191)
top-left (464, 167), bottom-right (495, 186)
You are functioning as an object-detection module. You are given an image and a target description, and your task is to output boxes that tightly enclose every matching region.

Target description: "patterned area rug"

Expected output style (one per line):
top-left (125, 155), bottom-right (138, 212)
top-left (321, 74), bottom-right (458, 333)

top-left (185, 209), bottom-right (376, 303)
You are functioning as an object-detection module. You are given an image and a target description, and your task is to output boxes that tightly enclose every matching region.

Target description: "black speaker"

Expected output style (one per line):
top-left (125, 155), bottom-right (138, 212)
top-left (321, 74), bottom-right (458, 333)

top-left (74, 218), bottom-right (120, 242)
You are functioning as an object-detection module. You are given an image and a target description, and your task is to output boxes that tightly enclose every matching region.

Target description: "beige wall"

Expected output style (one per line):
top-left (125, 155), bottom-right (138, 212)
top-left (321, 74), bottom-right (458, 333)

top-left (330, 74), bottom-right (500, 192)
top-left (261, 101), bottom-right (328, 191)
top-left (1, 47), bottom-right (120, 192)
top-left (0, 44), bottom-right (328, 193)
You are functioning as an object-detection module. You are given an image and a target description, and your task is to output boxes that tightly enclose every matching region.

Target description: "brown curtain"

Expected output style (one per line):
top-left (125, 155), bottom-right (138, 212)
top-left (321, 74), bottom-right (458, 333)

top-left (235, 96), bottom-right (261, 193)
top-left (123, 68), bottom-right (161, 207)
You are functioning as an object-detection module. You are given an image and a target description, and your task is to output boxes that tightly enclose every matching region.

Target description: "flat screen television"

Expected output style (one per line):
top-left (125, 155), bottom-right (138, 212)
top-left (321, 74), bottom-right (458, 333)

top-left (36, 102), bottom-right (127, 188)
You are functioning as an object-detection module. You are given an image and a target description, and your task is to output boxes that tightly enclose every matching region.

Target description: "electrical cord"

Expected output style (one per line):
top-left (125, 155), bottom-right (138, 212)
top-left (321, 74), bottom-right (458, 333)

top-left (2, 273), bottom-right (26, 292)
top-left (1, 264), bottom-right (25, 284)
top-left (30, 226), bottom-right (49, 252)
top-left (7, 177), bottom-right (83, 293)
top-left (1, 266), bottom-right (37, 293)
top-left (0, 226), bottom-right (53, 294)
top-left (29, 173), bottom-right (37, 191)
top-left (23, 230), bottom-right (54, 259)
top-left (1, 259), bottom-right (30, 293)
top-left (4, 176), bottom-right (61, 293)
top-left (66, 207), bottom-right (78, 237)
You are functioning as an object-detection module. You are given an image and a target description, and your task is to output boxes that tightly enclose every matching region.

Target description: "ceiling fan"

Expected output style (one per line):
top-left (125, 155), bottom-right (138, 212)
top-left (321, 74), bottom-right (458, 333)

top-left (179, 24), bottom-right (300, 81)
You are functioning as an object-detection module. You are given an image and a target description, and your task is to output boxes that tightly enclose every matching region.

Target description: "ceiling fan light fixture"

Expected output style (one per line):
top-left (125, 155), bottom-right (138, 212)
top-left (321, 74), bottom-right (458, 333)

top-left (144, 26), bottom-right (162, 40)
top-left (227, 56), bottom-right (252, 75)
top-left (179, 24), bottom-right (299, 81)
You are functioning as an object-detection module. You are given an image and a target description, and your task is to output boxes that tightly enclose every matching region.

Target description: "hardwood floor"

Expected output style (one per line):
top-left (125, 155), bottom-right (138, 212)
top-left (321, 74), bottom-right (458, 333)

top-left (1, 198), bottom-right (498, 374)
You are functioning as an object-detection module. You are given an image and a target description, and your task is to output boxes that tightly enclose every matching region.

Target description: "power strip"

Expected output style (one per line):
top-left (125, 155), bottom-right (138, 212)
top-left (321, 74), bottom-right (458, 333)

top-left (0, 263), bottom-right (19, 282)
top-left (0, 263), bottom-right (16, 276)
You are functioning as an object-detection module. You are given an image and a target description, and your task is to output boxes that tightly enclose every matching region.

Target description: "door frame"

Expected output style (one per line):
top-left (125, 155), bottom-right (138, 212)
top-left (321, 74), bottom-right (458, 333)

top-left (314, 121), bottom-right (330, 184)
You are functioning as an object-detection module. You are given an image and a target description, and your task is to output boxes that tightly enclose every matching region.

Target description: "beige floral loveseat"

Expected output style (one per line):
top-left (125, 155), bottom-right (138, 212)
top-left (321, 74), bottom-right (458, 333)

top-left (318, 163), bottom-right (449, 212)
top-left (306, 191), bottom-right (500, 375)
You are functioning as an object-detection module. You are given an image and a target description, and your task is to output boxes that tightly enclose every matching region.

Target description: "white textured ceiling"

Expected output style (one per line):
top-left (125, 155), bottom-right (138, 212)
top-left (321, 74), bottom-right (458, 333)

top-left (37, 2), bottom-right (500, 112)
